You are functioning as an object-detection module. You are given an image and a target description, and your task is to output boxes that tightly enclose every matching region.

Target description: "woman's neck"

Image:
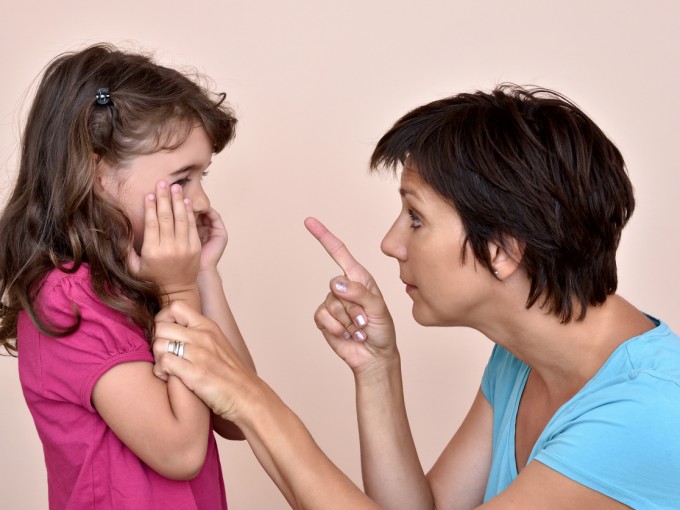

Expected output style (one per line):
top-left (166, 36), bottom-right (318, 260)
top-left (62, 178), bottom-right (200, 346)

top-left (480, 294), bottom-right (655, 400)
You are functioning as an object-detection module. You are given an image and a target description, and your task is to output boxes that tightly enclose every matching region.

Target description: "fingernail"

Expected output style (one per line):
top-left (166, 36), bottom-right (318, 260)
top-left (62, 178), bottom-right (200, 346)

top-left (147, 194), bottom-right (156, 201)
top-left (342, 331), bottom-right (351, 340)
top-left (184, 198), bottom-right (191, 205)
top-left (159, 181), bottom-right (168, 189)
top-left (355, 315), bottom-right (367, 327)
top-left (354, 330), bottom-right (366, 341)
top-left (335, 280), bottom-right (347, 293)
top-left (171, 184), bottom-right (181, 193)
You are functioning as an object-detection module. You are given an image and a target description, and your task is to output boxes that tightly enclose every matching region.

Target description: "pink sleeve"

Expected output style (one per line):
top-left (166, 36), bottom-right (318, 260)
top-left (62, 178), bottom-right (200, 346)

top-left (35, 271), bottom-right (154, 411)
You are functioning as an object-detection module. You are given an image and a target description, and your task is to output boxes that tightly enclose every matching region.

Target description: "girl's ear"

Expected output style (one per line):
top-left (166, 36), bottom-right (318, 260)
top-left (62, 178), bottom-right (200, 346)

top-left (94, 158), bottom-right (116, 198)
top-left (488, 236), bottom-right (524, 280)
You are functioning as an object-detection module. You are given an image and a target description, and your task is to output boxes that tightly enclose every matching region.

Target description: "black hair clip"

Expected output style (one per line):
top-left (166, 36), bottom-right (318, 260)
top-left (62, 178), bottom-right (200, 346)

top-left (95, 87), bottom-right (111, 105)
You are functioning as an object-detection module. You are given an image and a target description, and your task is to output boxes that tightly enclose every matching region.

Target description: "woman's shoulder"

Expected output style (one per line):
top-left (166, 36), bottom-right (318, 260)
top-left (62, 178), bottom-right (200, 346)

top-left (618, 318), bottom-right (680, 384)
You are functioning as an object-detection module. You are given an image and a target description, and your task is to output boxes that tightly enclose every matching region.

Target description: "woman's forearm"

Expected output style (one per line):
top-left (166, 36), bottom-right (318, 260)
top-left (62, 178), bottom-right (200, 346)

top-left (354, 355), bottom-right (434, 509)
top-left (236, 381), bottom-right (380, 510)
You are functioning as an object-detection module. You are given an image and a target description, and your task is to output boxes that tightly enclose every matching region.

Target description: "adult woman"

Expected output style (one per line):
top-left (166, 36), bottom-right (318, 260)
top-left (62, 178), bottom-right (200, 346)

top-left (153, 85), bottom-right (680, 509)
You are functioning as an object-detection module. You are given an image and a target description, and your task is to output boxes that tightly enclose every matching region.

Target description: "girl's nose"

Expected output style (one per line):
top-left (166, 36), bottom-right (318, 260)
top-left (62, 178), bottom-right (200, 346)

top-left (189, 184), bottom-right (210, 214)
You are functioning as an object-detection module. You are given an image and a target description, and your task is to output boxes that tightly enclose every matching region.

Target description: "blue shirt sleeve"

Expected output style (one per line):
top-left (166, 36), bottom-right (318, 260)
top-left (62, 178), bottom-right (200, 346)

top-left (535, 372), bottom-right (680, 509)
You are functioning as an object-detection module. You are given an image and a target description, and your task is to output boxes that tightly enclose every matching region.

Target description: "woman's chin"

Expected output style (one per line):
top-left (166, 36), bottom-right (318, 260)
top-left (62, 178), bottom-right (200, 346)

top-left (412, 305), bottom-right (438, 327)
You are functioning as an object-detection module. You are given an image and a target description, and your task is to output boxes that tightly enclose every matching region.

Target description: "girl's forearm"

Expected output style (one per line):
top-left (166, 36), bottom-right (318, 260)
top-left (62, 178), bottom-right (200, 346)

top-left (355, 355), bottom-right (434, 509)
top-left (163, 375), bottom-right (212, 477)
top-left (197, 268), bottom-right (255, 439)
top-left (197, 268), bottom-right (255, 370)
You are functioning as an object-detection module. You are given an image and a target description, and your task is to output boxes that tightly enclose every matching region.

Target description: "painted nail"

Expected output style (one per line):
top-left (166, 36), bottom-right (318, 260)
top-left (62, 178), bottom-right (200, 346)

top-left (171, 184), bottom-right (182, 193)
top-left (335, 280), bottom-right (348, 293)
top-left (147, 194), bottom-right (156, 201)
top-left (355, 315), bottom-right (367, 327)
top-left (159, 181), bottom-right (168, 188)
top-left (342, 331), bottom-right (351, 340)
top-left (354, 330), bottom-right (366, 342)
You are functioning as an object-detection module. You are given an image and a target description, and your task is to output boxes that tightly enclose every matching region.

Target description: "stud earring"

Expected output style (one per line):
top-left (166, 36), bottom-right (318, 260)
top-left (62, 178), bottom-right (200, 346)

top-left (493, 269), bottom-right (500, 278)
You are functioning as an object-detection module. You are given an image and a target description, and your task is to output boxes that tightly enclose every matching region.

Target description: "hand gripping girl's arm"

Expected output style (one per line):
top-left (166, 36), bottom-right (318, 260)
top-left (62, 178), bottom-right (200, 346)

top-left (153, 301), bottom-right (381, 510)
top-left (92, 182), bottom-right (210, 480)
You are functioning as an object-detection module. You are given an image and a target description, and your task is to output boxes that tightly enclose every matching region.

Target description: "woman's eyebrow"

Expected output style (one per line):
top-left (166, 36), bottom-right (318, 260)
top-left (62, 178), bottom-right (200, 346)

top-left (399, 186), bottom-right (420, 200)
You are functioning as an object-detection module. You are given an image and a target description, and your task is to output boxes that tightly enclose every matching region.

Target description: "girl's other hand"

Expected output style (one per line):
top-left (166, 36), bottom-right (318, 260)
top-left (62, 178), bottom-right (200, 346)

top-left (305, 217), bottom-right (398, 375)
top-left (197, 207), bottom-right (228, 272)
top-left (128, 181), bottom-right (202, 299)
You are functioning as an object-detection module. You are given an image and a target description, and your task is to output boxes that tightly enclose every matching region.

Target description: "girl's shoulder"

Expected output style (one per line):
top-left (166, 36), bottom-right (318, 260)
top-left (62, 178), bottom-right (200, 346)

top-left (38, 263), bottom-right (95, 303)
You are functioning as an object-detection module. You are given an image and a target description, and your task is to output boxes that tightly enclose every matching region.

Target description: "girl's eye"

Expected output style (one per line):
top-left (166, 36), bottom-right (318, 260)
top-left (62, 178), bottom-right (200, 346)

top-left (174, 177), bottom-right (190, 187)
top-left (201, 170), bottom-right (209, 179)
top-left (408, 209), bottom-right (422, 229)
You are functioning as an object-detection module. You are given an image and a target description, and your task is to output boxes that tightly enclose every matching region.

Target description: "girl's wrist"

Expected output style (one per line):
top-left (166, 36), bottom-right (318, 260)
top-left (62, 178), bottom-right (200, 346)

top-left (161, 284), bottom-right (201, 310)
top-left (197, 266), bottom-right (220, 280)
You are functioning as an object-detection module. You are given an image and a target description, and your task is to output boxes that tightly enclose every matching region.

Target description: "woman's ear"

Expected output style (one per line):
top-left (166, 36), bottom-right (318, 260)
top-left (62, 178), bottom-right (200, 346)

top-left (488, 236), bottom-right (524, 280)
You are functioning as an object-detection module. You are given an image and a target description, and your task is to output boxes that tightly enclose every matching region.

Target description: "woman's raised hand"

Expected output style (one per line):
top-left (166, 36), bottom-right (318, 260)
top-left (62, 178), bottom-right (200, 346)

top-left (128, 181), bottom-right (202, 302)
top-left (305, 217), bottom-right (397, 374)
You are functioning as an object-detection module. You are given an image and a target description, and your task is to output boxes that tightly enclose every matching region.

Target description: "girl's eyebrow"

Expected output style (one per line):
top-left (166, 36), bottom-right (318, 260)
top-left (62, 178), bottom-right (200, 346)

top-left (169, 161), bottom-right (212, 176)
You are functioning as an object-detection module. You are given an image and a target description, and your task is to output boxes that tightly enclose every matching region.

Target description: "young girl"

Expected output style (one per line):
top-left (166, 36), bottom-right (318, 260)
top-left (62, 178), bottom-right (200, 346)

top-left (0, 44), bottom-right (254, 510)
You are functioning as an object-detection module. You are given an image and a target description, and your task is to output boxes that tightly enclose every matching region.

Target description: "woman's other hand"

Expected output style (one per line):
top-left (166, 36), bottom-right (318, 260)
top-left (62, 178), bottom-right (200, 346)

top-left (152, 301), bottom-right (259, 422)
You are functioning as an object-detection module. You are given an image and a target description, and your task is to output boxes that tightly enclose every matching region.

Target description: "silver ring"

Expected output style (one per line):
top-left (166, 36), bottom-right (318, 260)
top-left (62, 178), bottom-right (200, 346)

top-left (167, 340), bottom-right (185, 358)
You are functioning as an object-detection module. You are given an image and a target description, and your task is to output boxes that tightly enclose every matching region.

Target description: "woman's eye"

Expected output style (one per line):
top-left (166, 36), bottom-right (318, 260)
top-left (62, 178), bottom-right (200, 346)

top-left (173, 177), bottom-right (190, 187)
top-left (201, 170), bottom-right (209, 179)
top-left (408, 209), bottom-right (422, 228)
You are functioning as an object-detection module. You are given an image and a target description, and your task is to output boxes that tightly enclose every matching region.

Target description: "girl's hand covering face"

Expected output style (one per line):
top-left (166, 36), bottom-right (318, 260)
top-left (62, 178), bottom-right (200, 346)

top-left (128, 180), bottom-right (202, 295)
top-left (196, 207), bottom-right (228, 272)
top-left (305, 217), bottom-right (398, 374)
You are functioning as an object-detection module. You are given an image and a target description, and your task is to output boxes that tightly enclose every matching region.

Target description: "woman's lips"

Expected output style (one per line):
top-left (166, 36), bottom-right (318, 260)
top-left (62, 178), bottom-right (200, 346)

top-left (404, 281), bottom-right (417, 293)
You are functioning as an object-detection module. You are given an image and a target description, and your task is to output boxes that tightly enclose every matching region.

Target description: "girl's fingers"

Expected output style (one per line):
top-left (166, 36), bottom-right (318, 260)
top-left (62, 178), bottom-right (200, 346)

top-left (170, 183), bottom-right (189, 242)
top-left (155, 181), bottom-right (174, 241)
top-left (185, 198), bottom-right (201, 246)
top-left (142, 193), bottom-right (160, 248)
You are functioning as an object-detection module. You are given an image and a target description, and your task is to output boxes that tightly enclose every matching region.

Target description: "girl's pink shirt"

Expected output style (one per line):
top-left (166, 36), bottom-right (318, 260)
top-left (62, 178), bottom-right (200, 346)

top-left (17, 264), bottom-right (228, 510)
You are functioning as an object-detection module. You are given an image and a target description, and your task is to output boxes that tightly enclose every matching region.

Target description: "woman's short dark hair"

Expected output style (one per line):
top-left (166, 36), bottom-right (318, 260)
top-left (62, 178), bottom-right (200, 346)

top-left (371, 84), bottom-right (634, 323)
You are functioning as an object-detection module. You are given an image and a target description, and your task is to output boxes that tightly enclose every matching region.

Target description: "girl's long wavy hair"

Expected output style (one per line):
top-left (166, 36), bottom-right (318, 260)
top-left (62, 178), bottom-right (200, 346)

top-left (0, 43), bottom-right (237, 355)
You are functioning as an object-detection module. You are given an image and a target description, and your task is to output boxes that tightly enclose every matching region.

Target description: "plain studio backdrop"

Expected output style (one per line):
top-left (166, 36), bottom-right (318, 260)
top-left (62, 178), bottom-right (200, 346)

top-left (1, 1), bottom-right (678, 508)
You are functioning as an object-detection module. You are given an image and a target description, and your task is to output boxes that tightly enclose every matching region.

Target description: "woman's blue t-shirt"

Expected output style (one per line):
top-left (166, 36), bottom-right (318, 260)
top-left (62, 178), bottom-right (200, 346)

top-left (481, 318), bottom-right (680, 509)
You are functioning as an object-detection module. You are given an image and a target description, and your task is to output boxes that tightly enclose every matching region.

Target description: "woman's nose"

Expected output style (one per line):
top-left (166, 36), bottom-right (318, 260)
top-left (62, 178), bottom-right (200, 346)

top-left (380, 219), bottom-right (407, 261)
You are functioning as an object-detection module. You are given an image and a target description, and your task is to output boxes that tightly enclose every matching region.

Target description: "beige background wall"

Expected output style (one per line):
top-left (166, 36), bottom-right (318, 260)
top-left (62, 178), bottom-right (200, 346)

top-left (1, 1), bottom-right (678, 508)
